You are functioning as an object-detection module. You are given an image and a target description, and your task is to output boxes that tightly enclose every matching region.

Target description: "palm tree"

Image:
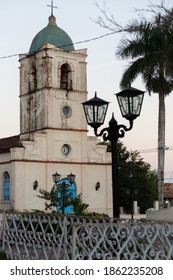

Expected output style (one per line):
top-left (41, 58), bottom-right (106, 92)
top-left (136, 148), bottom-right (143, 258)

top-left (95, 2), bottom-right (173, 208)
top-left (115, 9), bottom-right (173, 208)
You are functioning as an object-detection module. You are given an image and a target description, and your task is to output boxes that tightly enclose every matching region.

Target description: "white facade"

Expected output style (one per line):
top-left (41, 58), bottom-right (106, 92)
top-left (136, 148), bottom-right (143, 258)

top-left (0, 20), bottom-right (112, 215)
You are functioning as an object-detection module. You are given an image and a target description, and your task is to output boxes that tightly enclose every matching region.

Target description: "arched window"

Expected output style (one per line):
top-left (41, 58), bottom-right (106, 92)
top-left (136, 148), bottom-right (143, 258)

top-left (60, 63), bottom-right (72, 90)
top-left (56, 178), bottom-right (76, 214)
top-left (3, 172), bottom-right (10, 201)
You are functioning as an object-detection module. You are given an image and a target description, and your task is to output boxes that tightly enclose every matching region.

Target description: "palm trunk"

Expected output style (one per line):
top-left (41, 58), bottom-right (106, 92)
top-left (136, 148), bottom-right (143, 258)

top-left (158, 92), bottom-right (165, 209)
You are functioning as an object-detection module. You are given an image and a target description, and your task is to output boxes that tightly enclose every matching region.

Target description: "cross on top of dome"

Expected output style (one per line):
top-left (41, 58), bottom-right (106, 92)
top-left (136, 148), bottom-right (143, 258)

top-left (29, 0), bottom-right (75, 53)
top-left (47, 0), bottom-right (58, 16)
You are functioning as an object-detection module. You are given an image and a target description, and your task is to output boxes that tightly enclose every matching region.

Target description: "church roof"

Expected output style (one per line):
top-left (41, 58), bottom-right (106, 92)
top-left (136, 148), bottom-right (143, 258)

top-left (0, 135), bottom-right (20, 153)
top-left (164, 183), bottom-right (173, 199)
top-left (29, 15), bottom-right (75, 53)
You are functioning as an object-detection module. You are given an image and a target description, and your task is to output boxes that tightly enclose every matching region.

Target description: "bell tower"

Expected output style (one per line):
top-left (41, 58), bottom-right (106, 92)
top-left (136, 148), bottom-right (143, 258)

top-left (19, 13), bottom-right (87, 140)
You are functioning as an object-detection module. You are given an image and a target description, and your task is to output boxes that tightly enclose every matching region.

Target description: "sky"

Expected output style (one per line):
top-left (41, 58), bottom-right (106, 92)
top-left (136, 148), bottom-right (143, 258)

top-left (1, 0), bottom-right (173, 181)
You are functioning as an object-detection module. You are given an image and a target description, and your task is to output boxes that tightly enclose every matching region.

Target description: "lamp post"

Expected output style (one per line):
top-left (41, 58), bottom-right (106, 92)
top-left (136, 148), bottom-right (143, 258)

top-left (82, 86), bottom-right (144, 219)
top-left (126, 188), bottom-right (139, 220)
top-left (52, 172), bottom-right (76, 214)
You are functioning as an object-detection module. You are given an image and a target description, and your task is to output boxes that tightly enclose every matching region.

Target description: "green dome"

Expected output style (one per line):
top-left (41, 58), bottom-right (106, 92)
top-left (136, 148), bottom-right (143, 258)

top-left (29, 15), bottom-right (75, 53)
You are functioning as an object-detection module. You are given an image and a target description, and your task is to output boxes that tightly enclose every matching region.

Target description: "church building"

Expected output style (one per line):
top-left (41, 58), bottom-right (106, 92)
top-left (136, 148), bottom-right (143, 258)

top-left (0, 9), bottom-right (112, 215)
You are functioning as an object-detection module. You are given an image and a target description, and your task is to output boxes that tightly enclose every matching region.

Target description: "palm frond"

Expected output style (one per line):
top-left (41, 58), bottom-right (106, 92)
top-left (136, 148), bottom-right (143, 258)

top-left (120, 58), bottom-right (144, 88)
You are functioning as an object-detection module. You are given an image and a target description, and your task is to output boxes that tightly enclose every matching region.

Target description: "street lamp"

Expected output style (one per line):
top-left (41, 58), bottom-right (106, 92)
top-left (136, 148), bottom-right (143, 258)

top-left (52, 172), bottom-right (76, 214)
top-left (52, 172), bottom-right (61, 184)
top-left (82, 86), bottom-right (144, 219)
top-left (67, 172), bottom-right (76, 184)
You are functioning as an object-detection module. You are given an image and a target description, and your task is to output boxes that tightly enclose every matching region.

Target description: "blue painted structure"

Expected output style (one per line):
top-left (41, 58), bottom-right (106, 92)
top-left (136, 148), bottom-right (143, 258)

top-left (57, 178), bottom-right (76, 214)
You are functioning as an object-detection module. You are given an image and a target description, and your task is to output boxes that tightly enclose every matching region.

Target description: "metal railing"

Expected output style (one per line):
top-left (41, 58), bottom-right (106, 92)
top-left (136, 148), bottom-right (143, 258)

top-left (2, 211), bottom-right (173, 260)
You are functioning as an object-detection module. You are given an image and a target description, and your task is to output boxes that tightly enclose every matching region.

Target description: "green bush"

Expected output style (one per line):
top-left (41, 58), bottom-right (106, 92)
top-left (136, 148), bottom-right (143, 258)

top-left (0, 251), bottom-right (8, 260)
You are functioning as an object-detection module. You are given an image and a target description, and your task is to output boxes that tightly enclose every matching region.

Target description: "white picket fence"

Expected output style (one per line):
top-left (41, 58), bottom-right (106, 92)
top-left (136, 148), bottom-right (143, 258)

top-left (1, 211), bottom-right (173, 260)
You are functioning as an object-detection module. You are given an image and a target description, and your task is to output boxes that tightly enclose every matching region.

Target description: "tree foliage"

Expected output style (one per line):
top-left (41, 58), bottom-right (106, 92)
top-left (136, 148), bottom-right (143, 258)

top-left (117, 141), bottom-right (158, 213)
top-left (38, 185), bottom-right (89, 215)
top-left (97, 140), bottom-right (158, 213)
top-left (37, 186), bottom-right (58, 211)
top-left (95, 1), bottom-right (173, 94)
top-left (66, 193), bottom-right (89, 215)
